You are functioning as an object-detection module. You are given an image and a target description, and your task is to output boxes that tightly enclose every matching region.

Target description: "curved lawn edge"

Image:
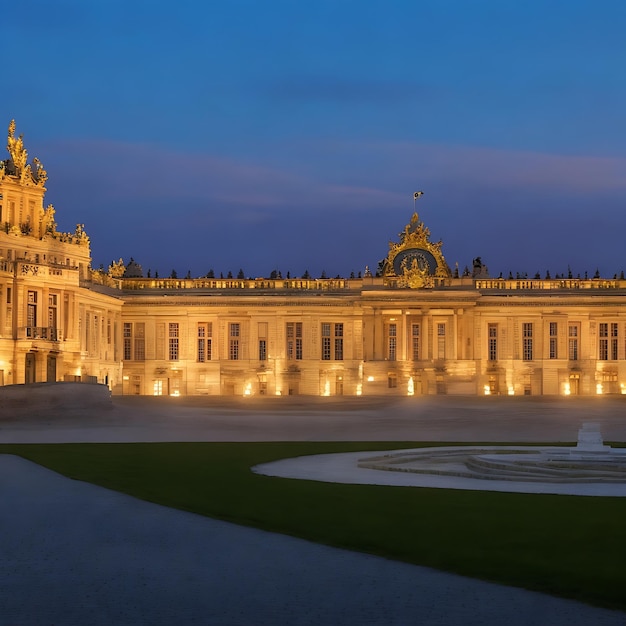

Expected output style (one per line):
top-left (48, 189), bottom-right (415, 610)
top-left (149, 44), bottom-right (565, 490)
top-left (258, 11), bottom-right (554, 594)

top-left (1, 441), bottom-right (625, 612)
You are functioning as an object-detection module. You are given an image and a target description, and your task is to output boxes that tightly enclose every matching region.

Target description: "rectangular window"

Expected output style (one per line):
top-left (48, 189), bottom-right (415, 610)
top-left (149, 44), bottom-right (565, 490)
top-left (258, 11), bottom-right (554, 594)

top-left (599, 323), bottom-right (608, 361)
top-left (134, 323), bottom-right (145, 361)
top-left (321, 323), bottom-right (343, 360)
top-left (387, 323), bottom-right (397, 361)
top-left (122, 322), bottom-right (145, 361)
top-left (549, 322), bottom-right (558, 360)
top-left (27, 290), bottom-right (37, 329)
top-left (568, 323), bottom-right (579, 361)
top-left (197, 322), bottom-right (213, 362)
top-left (522, 323), bottom-right (533, 361)
top-left (169, 323), bottom-right (179, 361)
top-left (334, 323), bottom-right (343, 361)
top-left (412, 323), bottom-right (420, 360)
top-left (286, 322), bottom-right (303, 360)
top-left (48, 293), bottom-right (58, 333)
top-left (437, 323), bottom-right (445, 360)
top-left (123, 323), bottom-right (132, 360)
top-left (258, 322), bottom-right (268, 360)
top-left (229, 323), bottom-right (240, 360)
top-left (611, 322), bottom-right (618, 360)
top-left (321, 323), bottom-right (331, 360)
top-left (488, 324), bottom-right (497, 361)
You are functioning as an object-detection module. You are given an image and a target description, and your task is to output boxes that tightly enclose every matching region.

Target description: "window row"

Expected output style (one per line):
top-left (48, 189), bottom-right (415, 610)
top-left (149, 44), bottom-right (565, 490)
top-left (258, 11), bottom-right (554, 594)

top-left (123, 321), bottom-right (346, 362)
top-left (487, 322), bottom-right (625, 361)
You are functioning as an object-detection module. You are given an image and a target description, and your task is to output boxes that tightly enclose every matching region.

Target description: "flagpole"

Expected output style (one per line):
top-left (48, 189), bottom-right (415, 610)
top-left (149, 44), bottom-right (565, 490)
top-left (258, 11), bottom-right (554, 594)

top-left (413, 190), bottom-right (424, 212)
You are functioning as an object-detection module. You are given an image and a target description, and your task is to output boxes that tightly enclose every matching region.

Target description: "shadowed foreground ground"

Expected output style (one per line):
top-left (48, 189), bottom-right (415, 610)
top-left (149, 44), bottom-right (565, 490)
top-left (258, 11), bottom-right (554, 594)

top-left (0, 383), bottom-right (625, 625)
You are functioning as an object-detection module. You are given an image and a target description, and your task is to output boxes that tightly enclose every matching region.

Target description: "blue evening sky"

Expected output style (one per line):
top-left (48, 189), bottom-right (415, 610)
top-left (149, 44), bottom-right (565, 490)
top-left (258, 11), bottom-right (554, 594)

top-left (2, 1), bottom-right (625, 278)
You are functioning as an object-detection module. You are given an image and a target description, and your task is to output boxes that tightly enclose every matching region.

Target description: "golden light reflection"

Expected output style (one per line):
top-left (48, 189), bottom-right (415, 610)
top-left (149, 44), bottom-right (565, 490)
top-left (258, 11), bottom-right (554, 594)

top-left (483, 384), bottom-right (491, 395)
top-left (323, 379), bottom-right (330, 396)
top-left (407, 376), bottom-right (414, 396)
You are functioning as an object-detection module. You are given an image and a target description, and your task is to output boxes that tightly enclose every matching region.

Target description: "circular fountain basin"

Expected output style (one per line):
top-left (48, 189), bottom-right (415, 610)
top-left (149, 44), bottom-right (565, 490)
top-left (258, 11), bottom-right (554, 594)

top-left (253, 444), bottom-right (626, 496)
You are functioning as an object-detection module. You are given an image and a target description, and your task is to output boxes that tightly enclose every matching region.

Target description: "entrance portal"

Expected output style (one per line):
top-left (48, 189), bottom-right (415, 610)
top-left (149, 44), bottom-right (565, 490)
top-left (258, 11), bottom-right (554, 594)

top-left (25, 353), bottom-right (36, 384)
top-left (46, 355), bottom-right (57, 382)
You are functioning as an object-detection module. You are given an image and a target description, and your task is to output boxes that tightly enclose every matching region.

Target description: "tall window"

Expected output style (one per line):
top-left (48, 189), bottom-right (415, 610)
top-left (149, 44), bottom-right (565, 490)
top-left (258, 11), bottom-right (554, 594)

top-left (411, 323), bottom-right (420, 360)
top-left (334, 323), bottom-right (343, 360)
top-left (197, 322), bottom-right (213, 361)
top-left (488, 324), bottom-right (497, 361)
top-left (286, 322), bottom-right (303, 360)
top-left (522, 323), bottom-right (533, 361)
top-left (27, 291), bottom-right (37, 329)
top-left (437, 323), bottom-right (445, 360)
top-left (258, 322), bottom-right (267, 361)
top-left (599, 323), bottom-right (618, 360)
top-left (611, 323), bottom-right (618, 360)
top-left (169, 322), bottom-right (179, 361)
top-left (229, 323), bottom-right (240, 360)
top-left (321, 323), bottom-right (343, 360)
top-left (48, 294), bottom-right (58, 330)
top-left (568, 323), bottom-right (579, 361)
top-left (123, 322), bottom-right (145, 360)
top-left (123, 323), bottom-right (132, 360)
top-left (549, 322), bottom-right (558, 359)
top-left (135, 323), bottom-right (145, 360)
top-left (387, 323), bottom-right (397, 361)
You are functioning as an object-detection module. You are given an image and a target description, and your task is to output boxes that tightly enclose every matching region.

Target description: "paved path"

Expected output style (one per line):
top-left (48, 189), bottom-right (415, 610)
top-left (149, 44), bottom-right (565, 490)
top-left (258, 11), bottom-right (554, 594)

top-left (2, 454), bottom-right (625, 626)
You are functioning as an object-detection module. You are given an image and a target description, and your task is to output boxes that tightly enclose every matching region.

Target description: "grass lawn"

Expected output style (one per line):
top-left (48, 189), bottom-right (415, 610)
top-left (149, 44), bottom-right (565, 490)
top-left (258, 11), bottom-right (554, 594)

top-left (2, 441), bottom-right (625, 611)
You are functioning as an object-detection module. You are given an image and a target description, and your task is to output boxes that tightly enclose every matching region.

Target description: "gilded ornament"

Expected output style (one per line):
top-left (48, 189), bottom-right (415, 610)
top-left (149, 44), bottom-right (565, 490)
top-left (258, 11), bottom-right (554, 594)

top-left (381, 212), bottom-right (451, 288)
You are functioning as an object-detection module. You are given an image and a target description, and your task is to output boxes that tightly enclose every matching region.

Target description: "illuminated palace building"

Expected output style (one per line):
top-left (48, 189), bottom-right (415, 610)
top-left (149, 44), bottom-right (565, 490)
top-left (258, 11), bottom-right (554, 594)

top-left (2, 121), bottom-right (626, 398)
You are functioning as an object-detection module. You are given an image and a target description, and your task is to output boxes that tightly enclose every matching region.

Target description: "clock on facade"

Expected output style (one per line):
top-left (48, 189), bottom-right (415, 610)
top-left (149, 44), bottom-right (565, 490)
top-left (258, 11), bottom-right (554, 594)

top-left (392, 247), bottom-right (438, 276)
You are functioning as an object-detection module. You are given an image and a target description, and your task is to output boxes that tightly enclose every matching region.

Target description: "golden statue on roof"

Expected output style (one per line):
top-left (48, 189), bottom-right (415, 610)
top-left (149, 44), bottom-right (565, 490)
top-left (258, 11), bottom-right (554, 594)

top-left (5, 120), bottom-right (47, 187)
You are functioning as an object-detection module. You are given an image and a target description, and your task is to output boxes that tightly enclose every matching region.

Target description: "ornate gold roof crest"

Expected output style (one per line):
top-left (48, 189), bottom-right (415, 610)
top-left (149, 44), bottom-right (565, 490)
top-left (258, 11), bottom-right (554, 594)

top-left (381, 209), bottom-right (451, 288)
top-left (0, 120), bottom-right (48, 187)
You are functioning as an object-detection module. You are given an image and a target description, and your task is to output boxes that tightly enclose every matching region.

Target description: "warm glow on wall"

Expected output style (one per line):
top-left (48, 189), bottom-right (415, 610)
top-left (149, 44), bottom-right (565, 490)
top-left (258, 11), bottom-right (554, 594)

top-left (563, 382), bottom-right (571, 396)
top-left (367, 375), bottom-right (374, 382)
top-left (508, 386), bottom-right (515, 396)
top-left (596, 383), bottom-right (603, 395)
top-left (243, 382), bottom-right (252, 396)
top-left (323, 379), bottom-right (330, 396)
top-left (356, 383), bottom-right (362, 396)
top-left (407, 376), bottom-right (414, 396)
top-left (483, 385), bottom-right (491, 395)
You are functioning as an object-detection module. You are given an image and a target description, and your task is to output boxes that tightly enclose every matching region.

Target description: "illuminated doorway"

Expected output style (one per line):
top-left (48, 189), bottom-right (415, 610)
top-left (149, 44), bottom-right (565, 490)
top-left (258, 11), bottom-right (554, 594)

top-left (335, 373), bottom-right (344, 396)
